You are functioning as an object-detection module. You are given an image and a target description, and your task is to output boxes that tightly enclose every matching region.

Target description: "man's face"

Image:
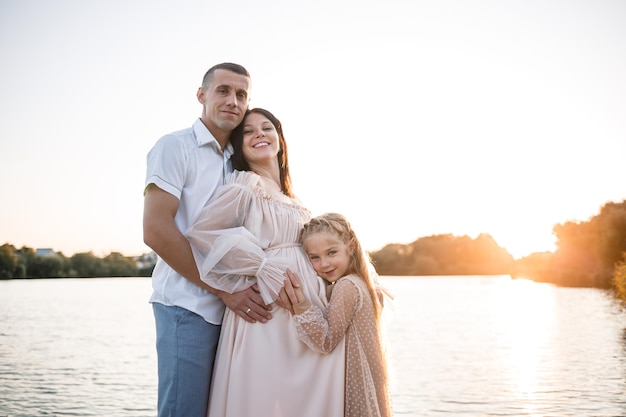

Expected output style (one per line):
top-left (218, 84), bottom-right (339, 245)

top-left (198, 69), bottom-right (250, 137)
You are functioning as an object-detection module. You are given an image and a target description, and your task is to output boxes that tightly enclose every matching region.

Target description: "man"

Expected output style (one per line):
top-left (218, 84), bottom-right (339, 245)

top-left (143, 62), bottom-right (272, 417)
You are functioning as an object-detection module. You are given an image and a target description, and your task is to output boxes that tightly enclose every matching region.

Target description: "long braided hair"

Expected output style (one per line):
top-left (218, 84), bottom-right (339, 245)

top-left (301, 213), bottom-right (382, 319)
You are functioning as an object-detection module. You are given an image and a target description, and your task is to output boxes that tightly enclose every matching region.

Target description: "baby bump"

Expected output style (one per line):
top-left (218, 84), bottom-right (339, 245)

top-left (268, 246), bottom-right (328, 308)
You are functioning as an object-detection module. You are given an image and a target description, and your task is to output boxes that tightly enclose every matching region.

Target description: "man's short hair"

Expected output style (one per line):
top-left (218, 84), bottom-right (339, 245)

top-left (201, 63), bottom-right (250, 89)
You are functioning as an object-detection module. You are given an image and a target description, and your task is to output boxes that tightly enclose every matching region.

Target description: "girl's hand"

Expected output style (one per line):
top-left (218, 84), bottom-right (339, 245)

top-left (276, 268), bottom-right (301, 314)
top-left (283, 269), bottom-right (310, 314)
top-left (276, 284), bottom-right (294, 314)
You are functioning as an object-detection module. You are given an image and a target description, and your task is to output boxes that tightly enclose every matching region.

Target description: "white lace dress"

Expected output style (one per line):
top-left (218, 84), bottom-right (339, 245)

top-left (293, 274), bottom-right (392, 417)
top-left (186, 170), bottom-right (345, 417)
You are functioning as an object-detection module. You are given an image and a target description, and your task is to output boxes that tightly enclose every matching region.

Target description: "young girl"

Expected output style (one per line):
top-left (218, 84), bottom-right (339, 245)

top-left (284, 212), bottom-right (393, 417)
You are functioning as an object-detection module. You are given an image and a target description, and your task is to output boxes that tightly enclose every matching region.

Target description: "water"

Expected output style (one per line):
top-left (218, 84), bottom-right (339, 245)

top-left (1, 276), bottom-right (625, 417)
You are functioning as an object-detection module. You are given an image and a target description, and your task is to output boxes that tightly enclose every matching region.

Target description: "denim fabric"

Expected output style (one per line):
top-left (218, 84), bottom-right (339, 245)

top-left (153, 303), bottom-right (220, 417)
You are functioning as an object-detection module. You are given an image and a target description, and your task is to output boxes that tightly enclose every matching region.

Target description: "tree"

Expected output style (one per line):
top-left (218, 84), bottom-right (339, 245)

top-left (369, 244), bottom-right (415, 276)
top-left (550, 200), bottom-right (626, 288)
top-left (0, 243), bottom-right (155, 279)
top-left (15, 246), bottom-right (37, 278)
top-left (613, 254), bottom-right (626, 304)
top-left (103, 252), bottom-right (138, 277)
top-left (27, 255), bottom-right (66, 278)
top-left (70, 252), bottom-right (106, 277)
top-left (0, 244), bottom-right (18, 278)
top-left (370, 233), bottom-right (513, 276)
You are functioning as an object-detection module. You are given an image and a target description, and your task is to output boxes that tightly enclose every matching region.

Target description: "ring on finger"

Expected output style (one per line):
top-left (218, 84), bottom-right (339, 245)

top-left (245, 307), bottom-right (251, 314)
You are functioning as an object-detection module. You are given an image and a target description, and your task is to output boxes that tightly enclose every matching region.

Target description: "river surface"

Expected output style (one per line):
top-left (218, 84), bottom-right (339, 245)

top-left (1, 276), bottom-right (625, 416)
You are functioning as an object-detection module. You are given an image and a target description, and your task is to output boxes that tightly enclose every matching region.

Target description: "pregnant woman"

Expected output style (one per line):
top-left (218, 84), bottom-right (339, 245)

top-left (187, 108), bottom-right (344, 417)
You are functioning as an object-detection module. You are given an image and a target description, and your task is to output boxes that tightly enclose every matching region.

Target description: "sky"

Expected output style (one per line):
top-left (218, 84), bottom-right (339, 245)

top-left (1, 0), bottom-right (625, 260)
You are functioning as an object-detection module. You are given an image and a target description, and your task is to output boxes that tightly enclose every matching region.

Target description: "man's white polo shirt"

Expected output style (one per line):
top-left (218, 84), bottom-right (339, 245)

top-left (145, 118), bottom-right (233, 324)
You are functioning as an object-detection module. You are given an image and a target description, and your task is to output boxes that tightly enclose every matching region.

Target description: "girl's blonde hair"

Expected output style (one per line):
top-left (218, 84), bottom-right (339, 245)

top-left (301, 213), bottom-right (382, 318)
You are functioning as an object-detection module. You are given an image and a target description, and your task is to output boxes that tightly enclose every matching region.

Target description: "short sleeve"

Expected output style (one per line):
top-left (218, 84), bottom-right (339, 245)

top-left (145, 134), bottom-right (186, 199)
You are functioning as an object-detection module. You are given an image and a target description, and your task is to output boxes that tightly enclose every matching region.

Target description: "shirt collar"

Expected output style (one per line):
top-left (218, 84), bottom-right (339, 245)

top-left (192, 118), bottom-right (234, 158)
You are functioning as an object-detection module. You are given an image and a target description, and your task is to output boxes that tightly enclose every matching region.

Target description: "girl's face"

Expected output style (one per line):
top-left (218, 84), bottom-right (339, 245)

top-left (241, 112), bottom-right (280, 165)
top-left (303, 231), bottom-right (353, 283)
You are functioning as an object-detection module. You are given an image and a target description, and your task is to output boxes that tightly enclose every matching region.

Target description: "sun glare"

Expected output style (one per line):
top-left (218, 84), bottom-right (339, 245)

top-left (491, 279), bottom-right (557, 407)
top-left (497, 233), bottom-right (557, 259)
top-left (491, 220), bottom-right (558, 259)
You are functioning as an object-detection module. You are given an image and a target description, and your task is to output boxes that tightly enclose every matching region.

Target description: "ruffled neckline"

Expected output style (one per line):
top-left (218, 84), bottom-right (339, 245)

top-left (227, 170), bottom-right (305, 210)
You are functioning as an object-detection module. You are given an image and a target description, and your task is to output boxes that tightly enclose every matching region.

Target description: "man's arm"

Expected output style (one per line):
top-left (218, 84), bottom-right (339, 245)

top-left (143, 184), bottom-right (271, 323)
top-left (143, 184), bottom-right (203, 285)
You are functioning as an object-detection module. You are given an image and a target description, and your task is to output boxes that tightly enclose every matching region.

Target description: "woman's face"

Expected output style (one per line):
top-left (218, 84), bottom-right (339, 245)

top-left (241, 112), bottom-right (280, 165)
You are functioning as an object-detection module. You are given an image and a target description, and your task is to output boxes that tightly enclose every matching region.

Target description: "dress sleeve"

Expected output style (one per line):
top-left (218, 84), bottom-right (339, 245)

top-left (186, 172), bottom-right (290, 304)
top-left (292, 277), bottom-right (361, 354)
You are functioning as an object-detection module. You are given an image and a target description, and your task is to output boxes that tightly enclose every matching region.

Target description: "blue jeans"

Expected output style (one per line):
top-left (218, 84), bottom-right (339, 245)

top-left (153, 303), bottom-right (221, 417)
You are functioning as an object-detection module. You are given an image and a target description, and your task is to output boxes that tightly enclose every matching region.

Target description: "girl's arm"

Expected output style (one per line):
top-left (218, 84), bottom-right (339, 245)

top-left (285, 271), bottom-right (360, 354)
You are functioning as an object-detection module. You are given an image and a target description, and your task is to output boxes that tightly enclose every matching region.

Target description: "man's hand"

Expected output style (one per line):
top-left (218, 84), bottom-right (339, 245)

top-left (217, 284), bottom-right (272, 323)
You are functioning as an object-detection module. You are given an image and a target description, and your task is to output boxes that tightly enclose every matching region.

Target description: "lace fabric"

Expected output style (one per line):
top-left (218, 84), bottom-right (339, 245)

top-left (188, 226), bottom-right (290, 304)
top-left (293, 274), bottom-right (393, 417)
top-left (187, 171), bottom-right (308, 304)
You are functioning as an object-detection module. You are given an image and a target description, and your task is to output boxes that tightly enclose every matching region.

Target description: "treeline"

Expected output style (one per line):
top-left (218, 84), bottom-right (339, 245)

top-left (0, 246), bottom-right (155, 279)
top-left (370, 233), bottom-right (514, 276)
top-left (3, 200), bottom-right (626, 303)
top-left (370, 200), bottom-right (626, 293)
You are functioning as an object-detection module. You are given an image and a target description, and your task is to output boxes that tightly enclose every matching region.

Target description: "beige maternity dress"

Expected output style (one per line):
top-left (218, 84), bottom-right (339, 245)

top-left (187, 170), bottom-right (345, 417)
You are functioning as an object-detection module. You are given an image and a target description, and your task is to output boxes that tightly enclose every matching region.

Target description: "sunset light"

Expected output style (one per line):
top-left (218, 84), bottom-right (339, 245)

top-left (1, 1), bottom-right (624, 260)
top-left (2, 2), bottom-right (626, 413)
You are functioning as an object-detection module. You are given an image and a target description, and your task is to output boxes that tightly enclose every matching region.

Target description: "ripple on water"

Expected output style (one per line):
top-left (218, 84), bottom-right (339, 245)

top-left (1, 277), bottom-right (626, 417)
